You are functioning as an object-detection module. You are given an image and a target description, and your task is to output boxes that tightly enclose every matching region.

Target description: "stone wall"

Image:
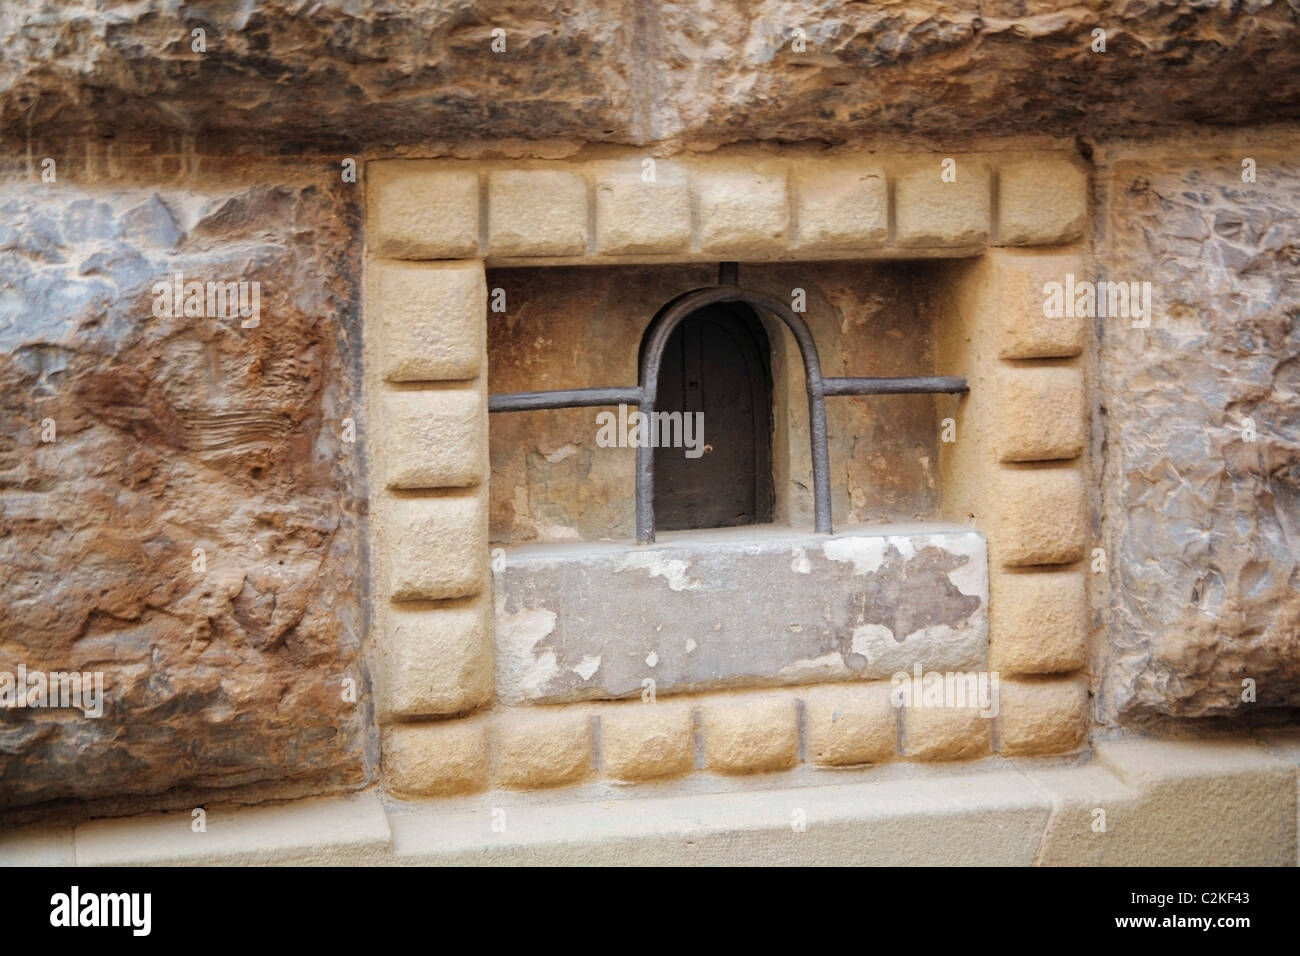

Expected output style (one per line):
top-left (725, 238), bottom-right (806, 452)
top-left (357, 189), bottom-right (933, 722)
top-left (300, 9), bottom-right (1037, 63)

top-left (0, 157), bottom-right (372, 820)
top-left (2, 0), bottom-right (1298, 822)
top-left (1095, 137), bottom-right (1300, 725)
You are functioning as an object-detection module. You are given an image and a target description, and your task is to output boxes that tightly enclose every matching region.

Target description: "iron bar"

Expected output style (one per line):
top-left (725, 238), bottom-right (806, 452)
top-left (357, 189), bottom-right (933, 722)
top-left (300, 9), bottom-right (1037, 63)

top-left (488, 386), bottom-right (642, 413)
top-left (822, 375), bottom-right (968, 396)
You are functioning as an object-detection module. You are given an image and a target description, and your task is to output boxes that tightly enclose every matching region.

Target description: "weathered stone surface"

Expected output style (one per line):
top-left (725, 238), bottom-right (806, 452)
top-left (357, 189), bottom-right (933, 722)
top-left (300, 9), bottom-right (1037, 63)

top-left (4, 2), bottom-right (1299, 150)
top-left (0, 173), bottom-right (369, 817)
top-left (1098, 150), bottom-right (1300, 722)
top-left (598, 700), bottom-right (695, 781)
top-left (494, 527), bottom-right (987, 704)
top-left (700, 691), bottom-right (798, 774)
top-left (492, 706), bottom-right (593, 788)
top-left (801, 682), bottom-right (897, 766)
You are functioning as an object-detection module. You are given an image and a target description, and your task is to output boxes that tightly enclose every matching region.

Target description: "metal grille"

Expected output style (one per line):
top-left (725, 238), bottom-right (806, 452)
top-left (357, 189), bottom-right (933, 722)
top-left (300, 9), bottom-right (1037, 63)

top-left (488, 265), bottom-right (968, 544)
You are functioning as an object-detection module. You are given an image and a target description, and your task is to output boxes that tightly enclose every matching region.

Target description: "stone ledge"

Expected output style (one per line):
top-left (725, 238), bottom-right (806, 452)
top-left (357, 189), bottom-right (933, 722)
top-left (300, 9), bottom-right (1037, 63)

top-left (493, 525), bottom-right (988, 705)
top-left (4, 737), bottom-right (1293, 866)
top-left (69, 792), bottom-right (391, 866)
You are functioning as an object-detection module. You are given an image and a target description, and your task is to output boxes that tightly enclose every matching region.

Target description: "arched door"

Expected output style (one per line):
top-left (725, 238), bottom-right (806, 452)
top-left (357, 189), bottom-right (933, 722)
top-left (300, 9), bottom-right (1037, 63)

top-left (652, 302), bottom-right (774, 531)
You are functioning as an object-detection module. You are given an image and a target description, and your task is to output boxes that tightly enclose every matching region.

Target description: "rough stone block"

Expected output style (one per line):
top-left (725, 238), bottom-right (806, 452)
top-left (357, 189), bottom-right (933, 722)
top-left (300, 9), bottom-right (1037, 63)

top-left (994, 467), bottom-right (1087, 567)
top-left (993, 364), bottom-right (1086, 462)
top-left (383, 719), bottom-right (488, 797)
top-left (598, 701), bottom-right (696, 781)
top-left (802, 683), bottom-right (897, 766)
top-left (997, 675), bottom-right (1089, 755)
top-left (594, 162), bottom-right (691, 254)
top-left (385, 494), bottom-right (487, 601)
top-left (372, 261), bottom-right (485, 382)
top-left (493, 529), bottom-right (987, 704)
top-left (370, 163), bottom-right (479, 259)
top-left (902, 703), bottom-right (992, 760)
top-left (989, 569), bottom-right (1088, 675)
top-left (696, 168), bottom-right (789, 254)
top-left (998, 159), bottom-right (1087, 246)
top-left (493, 707), bottom-right (593, 789)
top-left (374, 600), bottom-right (493, 718)
top-left (981, 249), bottom-right (1087, 359)
top-left (701, 692), bottom-right (799, 774)
top-left (795, 166), bottom-right (888, 251)
top-left (488, 169), bottom-right (588, 257)
top-left (895, 161), bottom-right (990, 247)
top-left (380, 388), bottom-right (485, 489)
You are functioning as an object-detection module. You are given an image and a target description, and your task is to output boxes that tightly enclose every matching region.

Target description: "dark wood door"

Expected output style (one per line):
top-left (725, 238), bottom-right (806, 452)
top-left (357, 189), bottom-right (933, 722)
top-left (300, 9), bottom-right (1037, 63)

top-left (653, 303), bottom-right (773, 531)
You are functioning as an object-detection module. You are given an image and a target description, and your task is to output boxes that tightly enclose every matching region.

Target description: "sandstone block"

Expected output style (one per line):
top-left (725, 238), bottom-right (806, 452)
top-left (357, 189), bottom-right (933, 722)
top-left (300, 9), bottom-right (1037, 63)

top-left (370, 163), bottom-right (479, 259)
top-left (374, 601), bottom-right (493, 718)
top-left (372, 261), bottom-right (485, 382)
top-left (383, 719), bottom-right (489, 797)
top-left (599, 701), bottom-right (695, 781)
top-left (795, 166), bottom-right (888, 251)
top-left (895, 161), bottom-right (990, 247)
top-left (700, 692), bottom-right (799, 774)
top-left (989, 569), bottom-right (1088, 675)
top-left (594, 162), bottom-right (691, 254)
top-left (380, 388), bottom-right (485, 489)
top-left (385, 494), bottom-right (487, 602)
top-left (980, 249), bottom-right (1088, 359)
top-left (696, 168), bottom-right (789, 254)
top-left (902, 703), bottom-right (992, 760)
top-left (997, 675), bottom-right (1089, 756)
top-left (994, 467), bottom-right (1087, 567)
top-left (493, 707), bottom-right (593, 789)
top-left (998, 159), bottom-right (1087, 246)
top-left (993, 364), bottom-right (1086, 462)
top-left (801, 683), bottom-right (897, 766)
top-left (488, 169), bottom-right (588, 257)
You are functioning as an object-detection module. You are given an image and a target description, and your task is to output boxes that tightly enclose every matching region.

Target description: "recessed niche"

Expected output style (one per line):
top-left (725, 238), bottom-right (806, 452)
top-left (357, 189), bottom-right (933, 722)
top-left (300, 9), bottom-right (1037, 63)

top-left (486, 260), bottom-right (952, 546)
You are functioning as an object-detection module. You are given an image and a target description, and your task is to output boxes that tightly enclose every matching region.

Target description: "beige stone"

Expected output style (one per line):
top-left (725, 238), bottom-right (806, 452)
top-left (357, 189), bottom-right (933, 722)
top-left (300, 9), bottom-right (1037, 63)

top-left (895, 161), bottom-right (990, 247)
top-left (369, 162), bottom-right (479, 259)
top-left (373, 600), bottom-right (493, 718)
top-left (997, 675), bottom-right (1089, 756)
top-left (989, 568), bottom-right (1088, 675)
top-left (696, 168), bottom-right (789, 254)
top-left (795, 166), bottom-right (888, 251)
top-left (1093, 738), bottom-right (1297, 866)
top-left (903, 704), bottom-right (992, 760)
top-left (983, 249), bottom-right (1088, 359)
top-left (385, 494), bottom-right (487, 601)
top-left (493, 707), bottom-right (593, 789)
top-left (993, 364), bottom-right (1086, 462)
top-left (994, 467), bottom-right (1087, 567)
top-left (594, 162), bottom-right (691, 254)
top-left (380, 388), bottom-right (486, 489)
top-left (488, 168), bottom-right (588, 257)
top-left (998, 159), bottom-right (1087, 246)
top-left (701, 692), bottom-right (799, 774)
top-left (372, 261), bottom-right (485, 382)
top-left (802, 683), bottom-right (897, 766)
top-left (599, 701), bottom-right (696, 781)
top-left (1022, 763), bottom-right (1142, 866)
top-left (383, 719), bottom-right (489, 797)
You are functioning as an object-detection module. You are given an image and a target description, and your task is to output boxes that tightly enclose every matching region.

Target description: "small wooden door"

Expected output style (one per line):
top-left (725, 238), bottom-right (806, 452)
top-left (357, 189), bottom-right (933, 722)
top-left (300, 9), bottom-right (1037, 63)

top-left (653, 303), bottom-right (773, 530)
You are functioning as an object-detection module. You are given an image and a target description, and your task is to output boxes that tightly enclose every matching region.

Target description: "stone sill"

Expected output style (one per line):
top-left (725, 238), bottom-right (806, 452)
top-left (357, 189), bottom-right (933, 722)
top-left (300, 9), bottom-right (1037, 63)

top-left (7, 736), bottom-right (1295, 866)
top-left (493, 524), bottom-right (988, 706)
